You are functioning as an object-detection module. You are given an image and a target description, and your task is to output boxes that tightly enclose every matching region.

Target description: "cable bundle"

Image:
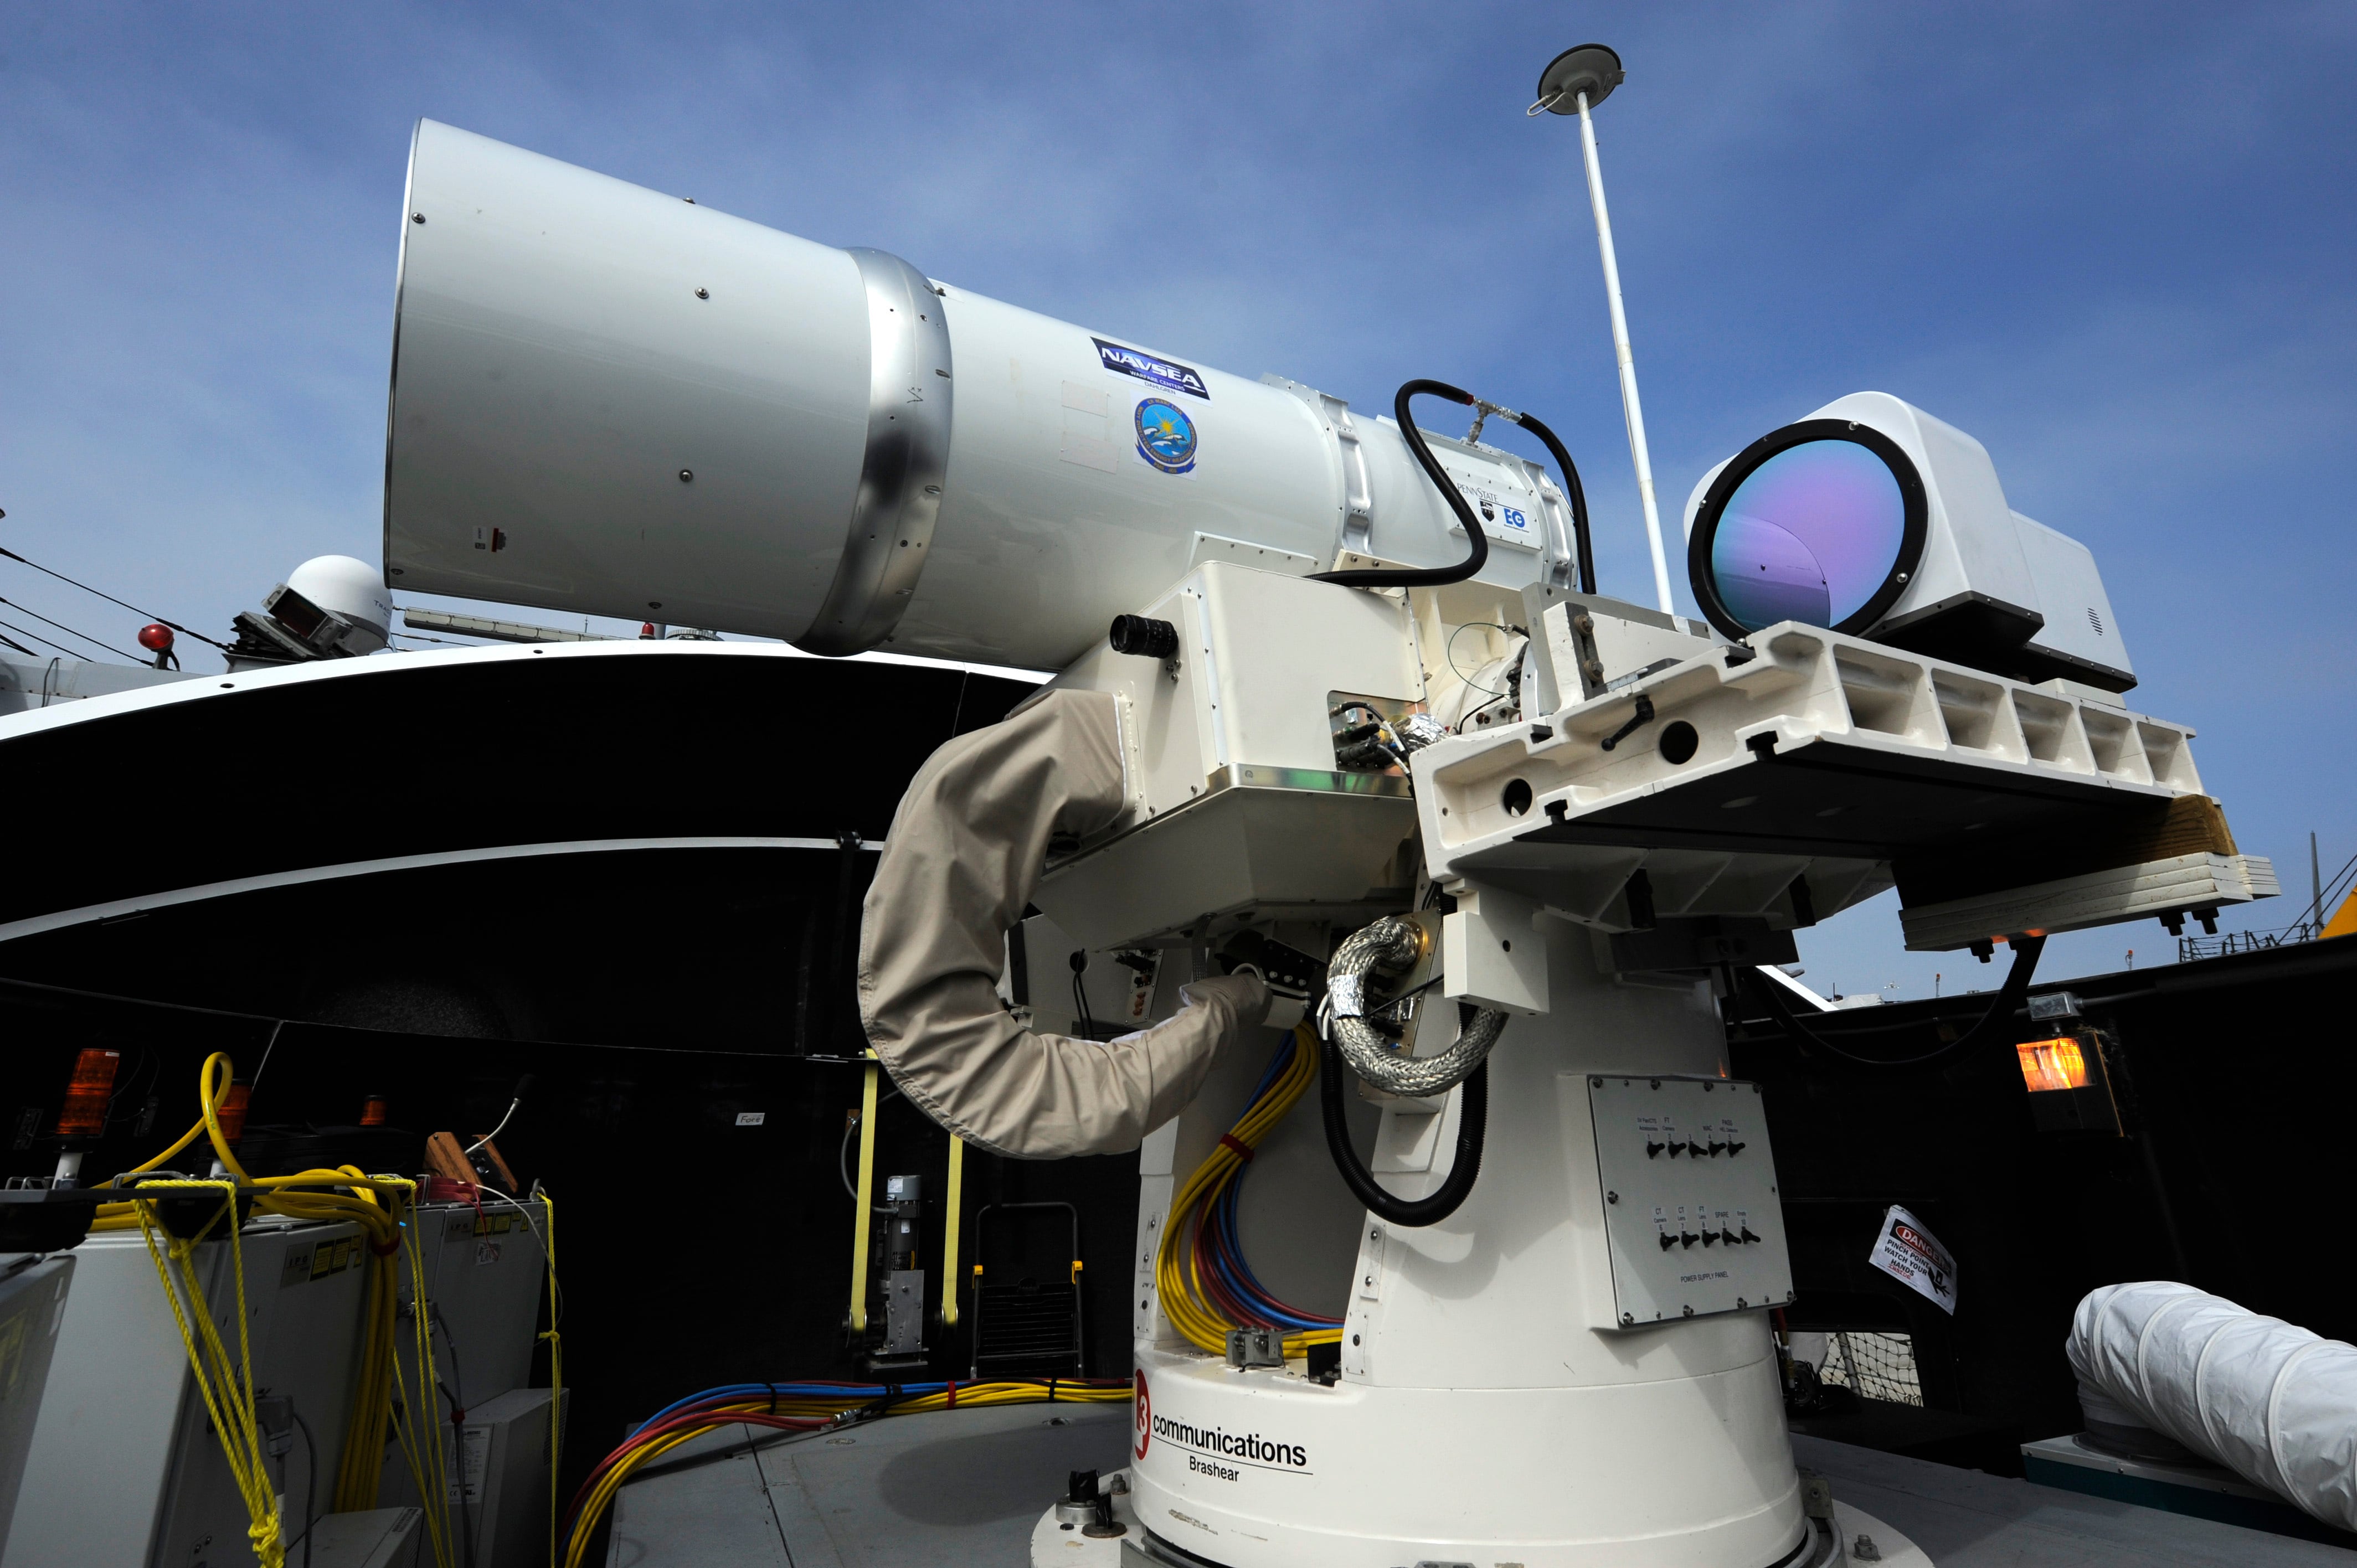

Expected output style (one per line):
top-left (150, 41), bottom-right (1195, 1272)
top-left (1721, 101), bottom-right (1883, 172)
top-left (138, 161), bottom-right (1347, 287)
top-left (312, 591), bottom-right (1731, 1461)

top-left (1154, 1024), bottom-right (1344, 1358)
top-left (563, 1377), bottom-right (1132, 1566)
top-left (104, 1054), bottom-right (460, 1565)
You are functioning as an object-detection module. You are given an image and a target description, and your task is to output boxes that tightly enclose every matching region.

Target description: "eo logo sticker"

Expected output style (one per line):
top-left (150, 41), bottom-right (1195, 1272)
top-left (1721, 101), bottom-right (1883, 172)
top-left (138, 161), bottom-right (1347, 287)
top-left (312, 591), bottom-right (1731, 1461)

top-left (1134, 398), bottom-right (1198, 475)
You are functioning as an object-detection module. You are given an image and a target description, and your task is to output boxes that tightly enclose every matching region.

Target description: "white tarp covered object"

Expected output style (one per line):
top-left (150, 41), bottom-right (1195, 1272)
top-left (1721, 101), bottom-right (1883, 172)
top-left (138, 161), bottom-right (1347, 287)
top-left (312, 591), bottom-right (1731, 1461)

top-left (2068, 1281), bottom-right (2357, 1531)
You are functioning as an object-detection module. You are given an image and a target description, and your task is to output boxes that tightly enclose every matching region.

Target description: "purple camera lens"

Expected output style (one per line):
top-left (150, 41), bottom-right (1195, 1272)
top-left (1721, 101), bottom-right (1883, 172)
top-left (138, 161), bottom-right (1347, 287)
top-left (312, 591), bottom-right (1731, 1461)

top-left (1709, 440), bottom-right (1906, 632)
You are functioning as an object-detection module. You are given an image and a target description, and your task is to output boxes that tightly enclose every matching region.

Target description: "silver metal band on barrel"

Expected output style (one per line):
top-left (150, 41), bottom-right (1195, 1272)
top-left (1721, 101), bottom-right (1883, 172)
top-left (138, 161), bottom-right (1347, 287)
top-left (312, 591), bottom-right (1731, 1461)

top-left (798, 247), bottom-right (954, 657)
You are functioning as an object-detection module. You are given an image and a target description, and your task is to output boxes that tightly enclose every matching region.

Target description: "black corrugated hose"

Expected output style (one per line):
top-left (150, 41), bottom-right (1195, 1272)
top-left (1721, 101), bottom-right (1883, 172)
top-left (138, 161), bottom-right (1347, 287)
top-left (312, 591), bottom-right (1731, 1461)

top-left (1742, 935), bottom-right (2048, 1069)
top-left (1308, 379), bottom-right (1596, 594)
top-left (1310, 380), bottom-right (1488, 590)
top-left (1319, 1032), bottom-right (1488, 1227)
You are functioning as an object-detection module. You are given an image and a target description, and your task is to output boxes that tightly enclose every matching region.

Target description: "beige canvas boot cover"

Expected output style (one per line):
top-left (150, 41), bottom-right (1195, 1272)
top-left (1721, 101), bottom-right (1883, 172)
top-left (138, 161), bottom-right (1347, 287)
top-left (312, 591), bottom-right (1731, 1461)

top-left (857, 689), bottom-right (1268, 1158)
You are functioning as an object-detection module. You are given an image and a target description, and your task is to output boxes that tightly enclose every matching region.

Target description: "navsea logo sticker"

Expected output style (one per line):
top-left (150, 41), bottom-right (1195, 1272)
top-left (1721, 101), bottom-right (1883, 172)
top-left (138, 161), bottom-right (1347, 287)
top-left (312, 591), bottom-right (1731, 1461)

top-left (1094, 338), bottom-right (1210, 400)
top-left (1134, 399), bottom-right (1198, 475)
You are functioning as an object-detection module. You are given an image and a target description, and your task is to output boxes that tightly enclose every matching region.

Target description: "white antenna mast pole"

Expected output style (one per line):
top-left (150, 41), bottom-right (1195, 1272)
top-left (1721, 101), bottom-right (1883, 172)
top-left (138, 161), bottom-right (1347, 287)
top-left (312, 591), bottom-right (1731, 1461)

top-left (1577, 95), bottom-right (1674, 613)
top-left (1533, 44), bottom-right (1676, 613)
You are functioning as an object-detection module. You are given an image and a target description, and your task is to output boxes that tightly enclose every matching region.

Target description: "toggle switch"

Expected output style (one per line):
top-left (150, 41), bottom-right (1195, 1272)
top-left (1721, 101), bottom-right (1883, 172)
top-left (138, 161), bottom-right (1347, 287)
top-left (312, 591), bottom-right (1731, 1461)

top-left (1646, 1141), bottom-right (1665, 1158)
top-left (1680, 1229), bottom-right (1700, 1249)
top-left (1705, 1140), bottom-right (1727, 1157)
top-left (1727, 1140), bottom-right (1747, 1156)
top-left (1659, 1231), bottom-right (1676, 1252)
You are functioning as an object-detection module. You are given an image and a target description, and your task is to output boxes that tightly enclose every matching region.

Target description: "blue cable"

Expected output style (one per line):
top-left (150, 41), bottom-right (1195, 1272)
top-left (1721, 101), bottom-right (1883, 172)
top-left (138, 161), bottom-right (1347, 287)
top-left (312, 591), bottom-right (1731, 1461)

top-left (1197, 1033), bottom-right (1343, 1332)
top-left (630, 1380), bottom-right (954, 1436)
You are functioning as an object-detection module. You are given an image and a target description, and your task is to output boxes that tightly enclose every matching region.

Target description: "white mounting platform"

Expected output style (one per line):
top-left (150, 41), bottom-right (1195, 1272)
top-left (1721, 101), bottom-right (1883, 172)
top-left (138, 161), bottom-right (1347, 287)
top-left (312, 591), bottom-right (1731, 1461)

top-left (1027, 1471), bottom-right (1930, 1567)
top-left (1413, 622), bottom-right (2271, 949)
top-left (595, 1405), bottom-right (2354, 1567)
top-left (1898, 850), bottom-right (2278, 951)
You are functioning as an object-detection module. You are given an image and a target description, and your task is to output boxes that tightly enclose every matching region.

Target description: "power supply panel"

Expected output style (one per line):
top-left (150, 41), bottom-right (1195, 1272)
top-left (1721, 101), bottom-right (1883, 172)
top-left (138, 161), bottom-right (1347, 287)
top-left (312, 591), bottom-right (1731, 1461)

top-left (1587, 1074), bottom-right (1793, 1328)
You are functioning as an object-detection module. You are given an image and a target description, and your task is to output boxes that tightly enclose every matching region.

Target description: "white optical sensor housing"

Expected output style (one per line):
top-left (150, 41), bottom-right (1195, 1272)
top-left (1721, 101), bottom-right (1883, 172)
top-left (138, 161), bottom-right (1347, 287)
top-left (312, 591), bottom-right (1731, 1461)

top-left (1684, 390), bottom-right (2132, 691)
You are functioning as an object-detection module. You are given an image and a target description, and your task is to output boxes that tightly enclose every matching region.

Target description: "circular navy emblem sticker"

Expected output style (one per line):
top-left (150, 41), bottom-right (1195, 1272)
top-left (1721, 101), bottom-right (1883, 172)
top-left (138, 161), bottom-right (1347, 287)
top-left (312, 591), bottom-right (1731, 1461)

top-left (1134, 398), bottom-right (1198, 474)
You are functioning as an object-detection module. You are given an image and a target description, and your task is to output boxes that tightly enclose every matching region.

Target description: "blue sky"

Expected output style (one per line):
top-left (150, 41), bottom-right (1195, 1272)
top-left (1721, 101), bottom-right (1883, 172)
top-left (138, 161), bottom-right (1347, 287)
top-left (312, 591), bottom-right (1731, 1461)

top-left (4, 3), bottom-right (2352, 995)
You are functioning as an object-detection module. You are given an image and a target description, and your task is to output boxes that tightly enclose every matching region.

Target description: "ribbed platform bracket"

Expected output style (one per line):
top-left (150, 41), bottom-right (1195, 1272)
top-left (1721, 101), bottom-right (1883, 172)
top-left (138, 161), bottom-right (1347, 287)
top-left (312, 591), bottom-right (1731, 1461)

top-left (1900, 851), bottom-right (2278, 951)
top-left (1412, 623), bottom-right (2267, 946)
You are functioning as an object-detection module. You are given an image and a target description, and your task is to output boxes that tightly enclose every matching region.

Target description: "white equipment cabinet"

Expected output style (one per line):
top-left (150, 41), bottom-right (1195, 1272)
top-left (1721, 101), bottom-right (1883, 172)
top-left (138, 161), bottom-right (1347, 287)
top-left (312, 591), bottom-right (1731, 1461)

top-left (3, 1219), bottom-right (369, 1568)
top-left (376, 1198), bottom-right (557, 1568)
top-left (0, 1258), bottom-right (73, 1554)
top-left (409, 1200), bottom-right (548, 1406)
top-left (453, 1388), bottom-right (565, 1568)
top-left (310, 1506), bottom-right (425, 1568)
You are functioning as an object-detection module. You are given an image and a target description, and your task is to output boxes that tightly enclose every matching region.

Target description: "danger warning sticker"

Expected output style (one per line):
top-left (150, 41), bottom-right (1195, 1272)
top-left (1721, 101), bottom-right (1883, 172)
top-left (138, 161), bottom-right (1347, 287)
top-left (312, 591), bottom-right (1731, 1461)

top-left (1868, 1204), bottom-right (1957, 1314)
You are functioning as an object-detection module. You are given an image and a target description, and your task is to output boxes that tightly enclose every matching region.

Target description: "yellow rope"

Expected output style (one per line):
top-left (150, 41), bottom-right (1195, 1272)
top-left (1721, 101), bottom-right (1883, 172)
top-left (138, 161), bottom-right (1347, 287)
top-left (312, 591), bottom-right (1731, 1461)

top-left (1152, 1023), bottom-right (1341, 1360)
top-left (132, 1182), bottom-right (285, 1568)
top-left (394, 1205), bottom-right (458, 1568)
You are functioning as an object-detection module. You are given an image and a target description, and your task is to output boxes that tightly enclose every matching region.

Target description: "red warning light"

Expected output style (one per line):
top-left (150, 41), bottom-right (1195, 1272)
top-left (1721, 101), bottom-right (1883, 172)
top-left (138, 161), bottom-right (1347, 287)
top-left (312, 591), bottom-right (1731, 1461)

top-left (215, 1082), bottom-right (253, 1144)
top-left (54, 1049), bottom-right (121, 1138)
top-left (137, 623), bottom-right (175, 653)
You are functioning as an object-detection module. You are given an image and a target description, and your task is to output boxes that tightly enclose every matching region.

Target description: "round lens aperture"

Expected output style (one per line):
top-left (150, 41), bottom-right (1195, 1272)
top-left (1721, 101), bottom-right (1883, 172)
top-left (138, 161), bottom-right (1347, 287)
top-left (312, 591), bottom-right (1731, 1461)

top-left (1700, 435), bottom-right (1916, 636)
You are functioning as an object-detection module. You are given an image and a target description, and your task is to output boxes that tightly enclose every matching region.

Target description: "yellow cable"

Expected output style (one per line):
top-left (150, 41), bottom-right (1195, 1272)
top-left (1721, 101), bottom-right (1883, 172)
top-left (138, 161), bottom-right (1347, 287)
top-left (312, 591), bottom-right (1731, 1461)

top-left (405, 1210), bottom-right (457, 1568)
top-left (197, 1050), bottom-right (251, 1180)
top-left (1153, 1023), bottom-right (1342, 1359)
top-left (387, 1316), bottom-right (450, 1568)
top-left (848, 1060), bottom-right (880, 1333)
top-left (88, 1051), bottom-right (245, 1231)
top-left (334, 1226), bottom-right (398, 1508)
top-left (330, 1167), bottom-right (414, 1515)
top-left (561, 1383), bottom-right (1136, 1568)
top-left (940, 1137), bottom-right (964, 1328)
top-left (539, 1190), bottom-right (562, 1568)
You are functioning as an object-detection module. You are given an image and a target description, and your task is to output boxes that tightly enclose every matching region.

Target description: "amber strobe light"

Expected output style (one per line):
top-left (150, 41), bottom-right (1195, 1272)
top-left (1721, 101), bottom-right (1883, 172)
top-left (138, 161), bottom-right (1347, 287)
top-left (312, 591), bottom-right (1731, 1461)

top-left (2017, 1037), bottom-right (2091, 1094)
top-left (54, 1049), bottom-right (122, 1137)
top-left (360, 1094), bottom-right (389, 1127)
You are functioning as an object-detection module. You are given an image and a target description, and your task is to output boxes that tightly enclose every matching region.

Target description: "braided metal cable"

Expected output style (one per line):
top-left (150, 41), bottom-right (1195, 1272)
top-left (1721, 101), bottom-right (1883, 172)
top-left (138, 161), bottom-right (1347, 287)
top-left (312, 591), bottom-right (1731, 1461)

top-left (1325, 916), bottom-right (1509, 1098)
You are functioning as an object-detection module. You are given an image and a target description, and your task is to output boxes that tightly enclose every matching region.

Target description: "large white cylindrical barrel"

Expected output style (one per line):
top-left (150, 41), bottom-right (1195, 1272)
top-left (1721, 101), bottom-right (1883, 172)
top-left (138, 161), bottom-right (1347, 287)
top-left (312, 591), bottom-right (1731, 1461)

top-left (385, 121), bottom-right (1576, 669)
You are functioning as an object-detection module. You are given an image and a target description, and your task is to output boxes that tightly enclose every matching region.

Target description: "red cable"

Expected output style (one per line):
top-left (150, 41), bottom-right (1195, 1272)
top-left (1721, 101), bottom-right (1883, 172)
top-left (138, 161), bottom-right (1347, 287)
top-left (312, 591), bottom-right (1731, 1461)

top-left (564, 1378), bottom-right (1138, 1541)
top-left (564, 1408), bottom-right (829, 1535)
